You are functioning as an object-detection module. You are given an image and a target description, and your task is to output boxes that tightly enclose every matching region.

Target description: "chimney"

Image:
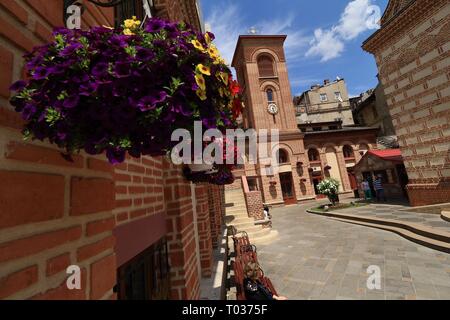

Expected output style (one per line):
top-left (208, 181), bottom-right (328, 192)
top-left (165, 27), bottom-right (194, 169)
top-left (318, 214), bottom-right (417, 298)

top-left (324, 79), bottom-right (330, 85)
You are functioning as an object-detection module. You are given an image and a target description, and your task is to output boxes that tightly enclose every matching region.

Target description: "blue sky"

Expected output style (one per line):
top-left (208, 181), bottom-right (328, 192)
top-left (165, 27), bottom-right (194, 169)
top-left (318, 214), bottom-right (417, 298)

top-left (200, 0), bottom-right (389, 97)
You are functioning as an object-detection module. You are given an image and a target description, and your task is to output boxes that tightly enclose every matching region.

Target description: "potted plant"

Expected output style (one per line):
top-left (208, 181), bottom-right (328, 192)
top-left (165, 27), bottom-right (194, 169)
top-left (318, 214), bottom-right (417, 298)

top-left (317, 178), bottom-right (340, 206)
top-left (9, 16), bottom-right (243, 166)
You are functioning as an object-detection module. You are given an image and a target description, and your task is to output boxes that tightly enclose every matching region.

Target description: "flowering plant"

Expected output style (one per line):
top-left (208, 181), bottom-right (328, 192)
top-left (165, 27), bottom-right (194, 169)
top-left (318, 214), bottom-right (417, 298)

top-left (317, 178), bottom-right (340, 205)
top-left (182, 136), bottom-right (238, 185)
top-left (9, 16), bottom-right (243, 164)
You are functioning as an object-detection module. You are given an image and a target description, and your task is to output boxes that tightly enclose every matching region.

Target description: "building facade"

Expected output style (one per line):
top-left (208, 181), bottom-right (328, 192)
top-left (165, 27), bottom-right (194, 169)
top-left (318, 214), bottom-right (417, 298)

top-left (231, 35), bottom-right (378, 205)
top-left (352, 81), bottom-right (399, 149)
top-left (295, 79), bottom-right (354, 126)
top-left (0, 0), bottom-right (222, 300)
top-left (353, 149), bottom-right (409, 200)
top-left (232, 35), bottom-right (314, 206)
top-left (363, 0), bottom-right (450, 206)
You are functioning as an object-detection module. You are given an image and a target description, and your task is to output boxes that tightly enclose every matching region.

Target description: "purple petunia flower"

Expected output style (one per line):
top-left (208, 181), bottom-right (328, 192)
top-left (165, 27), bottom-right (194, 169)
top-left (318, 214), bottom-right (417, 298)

top-left (32, 66), bottom-right (51, 80)
top-left (10, 80), bottom-right (26, 92)
top-left (145, 19), bottom-right (166, 33)
top-left (137, 91), bottom-right (168, 111)
top-left (108, 34), bottom-right (128, 48)
top-left (92, 62), bottom-right (109, 78)
top-left (63, 95), bottom-right (80, 108)
top-left (135, 47), bottom-right (155, 61)
top-left (106, 147), bottom-right (126, 164)
top-left (22, 103), bottom-right (37, 120)
top-left (114, 62), bottom-right (131, 78)
top-left (79, 82), bottom-right (98, 96)
top-left (60, 42), bottom-right (83, 57)
top-left (202, 118), bottom-right (217, 129)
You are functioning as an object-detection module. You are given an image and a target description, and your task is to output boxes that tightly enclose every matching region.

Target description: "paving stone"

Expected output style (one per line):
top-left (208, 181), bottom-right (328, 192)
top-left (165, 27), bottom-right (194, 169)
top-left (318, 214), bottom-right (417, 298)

top-left (253, 202), bottom-right (450, 300)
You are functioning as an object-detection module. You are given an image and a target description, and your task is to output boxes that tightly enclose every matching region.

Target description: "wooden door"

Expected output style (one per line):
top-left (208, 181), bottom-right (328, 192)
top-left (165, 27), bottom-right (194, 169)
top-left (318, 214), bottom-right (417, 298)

top-left (279, 173), bottom-right (297, 205)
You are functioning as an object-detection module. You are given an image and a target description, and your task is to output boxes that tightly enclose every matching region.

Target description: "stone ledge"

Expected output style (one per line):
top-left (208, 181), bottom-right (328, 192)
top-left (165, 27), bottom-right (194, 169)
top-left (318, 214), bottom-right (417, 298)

top-left (441, 211), bottom-right (450, 223)
top-left (307, 208), bottom-right (450, 253)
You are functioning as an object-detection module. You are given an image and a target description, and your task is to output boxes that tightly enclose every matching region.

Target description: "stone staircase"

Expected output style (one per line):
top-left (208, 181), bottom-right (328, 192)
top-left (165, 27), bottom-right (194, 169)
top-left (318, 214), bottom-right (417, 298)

top-left (225, 188), bottom-right (278, 244)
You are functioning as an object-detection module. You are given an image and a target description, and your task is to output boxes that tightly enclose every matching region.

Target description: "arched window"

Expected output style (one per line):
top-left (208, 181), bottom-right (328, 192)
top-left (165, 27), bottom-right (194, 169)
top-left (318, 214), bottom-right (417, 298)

top-left (277, 149), bottom-right (289, 164)
top-left (257, 55), bottom-right (275, 77)
top-left (308, 149), bottom-right (320, 162)
top-left (343, 145), bottom-right (354, 159)
top-left (266, 89), bottom-right (274, 102)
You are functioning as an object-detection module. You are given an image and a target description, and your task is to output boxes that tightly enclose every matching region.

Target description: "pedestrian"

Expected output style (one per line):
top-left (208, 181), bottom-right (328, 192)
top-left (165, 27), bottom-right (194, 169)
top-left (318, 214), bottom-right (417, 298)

top-left (243, 262), bottom-right (287, 300)
top-left (374, 174), bottom-right (387, 202)
top-left (361, 179), bottom-right (372, 201)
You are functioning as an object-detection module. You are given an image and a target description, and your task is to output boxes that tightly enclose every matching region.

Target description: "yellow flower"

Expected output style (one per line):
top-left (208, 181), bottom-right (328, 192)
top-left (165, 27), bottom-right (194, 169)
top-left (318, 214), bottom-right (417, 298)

top-left (191, 39), bottom-right (206, 52)
top-left (196, 89), bottom-right (207, 101)
top-left (196, 64), bottom-right (211, 76)
top-left (123, 28), bottom-right (135, 36)
top-left (207, 46), bottom-right (218, 57)
top-left (124, 16), bottom-right (141, 29)
top-left (205, 33), bottom-right (212, 45)
top-left (216, 72), bottom-right (228, 85)
top-left (124, 19), bottom-right (135, 29)
top-left (195, 74), bottom-right (206, 91)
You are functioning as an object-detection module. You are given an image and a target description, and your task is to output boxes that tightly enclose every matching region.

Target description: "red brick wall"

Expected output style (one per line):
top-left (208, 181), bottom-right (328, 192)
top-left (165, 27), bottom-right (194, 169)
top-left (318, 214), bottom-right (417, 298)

top-left (363, 0), bottom-right (450, 206)
top-left (0, 0), bottom-right (117, 300)
top-left (195, 184), bottom-right (212, 278)
top-left (163, 159), bottom-right (200, 300)
top-left (0, 1), bottom-right (220, 300)
top-left (244, 191), bottom-right (264, 220)
top-left (207, 185), bottom-right (224, 248)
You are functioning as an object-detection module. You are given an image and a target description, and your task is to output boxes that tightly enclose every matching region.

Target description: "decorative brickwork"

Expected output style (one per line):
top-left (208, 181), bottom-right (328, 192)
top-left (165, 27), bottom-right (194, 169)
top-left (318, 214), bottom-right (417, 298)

top-left (244, 191), bottom-right (264, 220)
top-left (363, 0), bottom-right (450, 205)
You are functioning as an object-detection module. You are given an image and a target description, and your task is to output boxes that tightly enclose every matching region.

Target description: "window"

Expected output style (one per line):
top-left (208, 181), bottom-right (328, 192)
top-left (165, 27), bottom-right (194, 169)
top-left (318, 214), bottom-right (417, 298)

top-left (313, 127), bottom-right (322, 131)
top-left (257, 55), bottom-right (275, 77)
top-left (343, 145), bottom-right (354, 159)
top-left (320, 93), bottom-right (328, 102)
top-left (277, 149), bottom-right (289, 164)
top-left (266, 89), bottom-right (274, 102)
top-left (117, 237), bottom-right (170, 300)
top-left (334, 92), bottom-right (342, 101)
top-left (329, 126), bottom-right (338, 130)
top-left (247, 177), bottom-right (258, 191)
top-left (308, 149), bottom-right (320, 162)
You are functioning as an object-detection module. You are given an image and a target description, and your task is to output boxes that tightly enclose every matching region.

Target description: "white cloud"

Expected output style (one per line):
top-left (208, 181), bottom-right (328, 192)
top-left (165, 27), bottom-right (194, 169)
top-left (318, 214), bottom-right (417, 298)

top-left (205, 4), bottom-right (309, 66)
top-left (305, 28), bottom-right (344, 62)
top-left (305, 0), bottom-right (379, 62)
top-left (290, 77), bottom-right (320, 87)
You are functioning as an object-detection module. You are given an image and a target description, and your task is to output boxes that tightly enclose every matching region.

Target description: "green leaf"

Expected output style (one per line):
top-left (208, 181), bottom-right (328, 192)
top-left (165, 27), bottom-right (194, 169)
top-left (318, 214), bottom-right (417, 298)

top-left (45, 107), bottom-right (61, 126)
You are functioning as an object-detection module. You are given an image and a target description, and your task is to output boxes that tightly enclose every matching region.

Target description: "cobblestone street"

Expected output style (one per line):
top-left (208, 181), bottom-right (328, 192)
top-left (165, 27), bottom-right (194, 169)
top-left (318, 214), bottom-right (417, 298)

top-left (256, 203), bottom-right (450, 300)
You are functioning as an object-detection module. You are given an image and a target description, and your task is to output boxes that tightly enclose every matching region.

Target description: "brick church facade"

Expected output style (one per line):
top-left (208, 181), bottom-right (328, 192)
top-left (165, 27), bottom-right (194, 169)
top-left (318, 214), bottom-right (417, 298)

top-left (363, 0), bottom-right (450, 206)
top-left (0, 0), bottom-right (224, 300)
top-left (231, 35), bottom-right (378, 206)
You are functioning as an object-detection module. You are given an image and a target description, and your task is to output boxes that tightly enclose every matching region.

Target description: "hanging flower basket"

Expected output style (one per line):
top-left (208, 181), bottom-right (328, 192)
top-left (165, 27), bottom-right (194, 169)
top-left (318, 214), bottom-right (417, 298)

top-left (324, 165), bottom-right (332, 170)
top-left (296, 161), bottom-right (303, 167)
top-left (9, 17), bottom-right (243, 164)
top-left (182, 136), bottom-right (238, 185)
top-left (269, 181), bottom-right (277, 186)
top-left (188, 163), bottom-right (216, 173)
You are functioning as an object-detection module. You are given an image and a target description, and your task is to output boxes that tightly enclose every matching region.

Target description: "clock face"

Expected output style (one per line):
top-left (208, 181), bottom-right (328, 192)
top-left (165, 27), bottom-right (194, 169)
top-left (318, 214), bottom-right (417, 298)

top-left (268, 103), bottom-right (278, 115)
